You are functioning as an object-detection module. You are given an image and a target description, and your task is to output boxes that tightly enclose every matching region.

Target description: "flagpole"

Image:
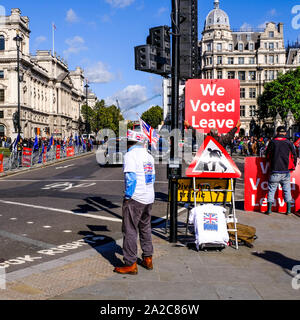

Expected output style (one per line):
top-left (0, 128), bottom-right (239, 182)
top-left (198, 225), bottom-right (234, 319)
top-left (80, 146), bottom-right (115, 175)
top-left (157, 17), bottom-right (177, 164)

top-left (52, 22), bottom-right (55, 56)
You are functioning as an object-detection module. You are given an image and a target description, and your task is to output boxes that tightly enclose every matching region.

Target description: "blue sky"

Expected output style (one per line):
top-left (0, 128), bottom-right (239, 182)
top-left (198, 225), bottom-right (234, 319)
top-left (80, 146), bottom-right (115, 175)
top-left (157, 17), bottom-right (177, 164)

top-left (2, 0), bottom-right (300, 120)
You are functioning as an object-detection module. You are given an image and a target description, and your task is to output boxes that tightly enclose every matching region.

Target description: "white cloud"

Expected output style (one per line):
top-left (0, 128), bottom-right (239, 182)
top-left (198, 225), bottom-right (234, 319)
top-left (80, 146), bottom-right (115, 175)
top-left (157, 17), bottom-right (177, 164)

top-left (258, 21), bottom-right (268, 29)
top-left (156, 7), bottom-right (168, 16)
top-left (240, 22), bottom-right (252, 31)
top-left (105, 85), bottom-right (147, 111)
top-left (268, 8), bottom-right (277, 16)
top-left (105, 0), bottom-right (135, 9)
top-left (66, 9), bottom-right (79, 23)
top-left (35, 36), bottom-right (47, 45)
top-left (63, 36), bottom-right (88, 57)
top-left (85, 62), bottom-right (114, 83)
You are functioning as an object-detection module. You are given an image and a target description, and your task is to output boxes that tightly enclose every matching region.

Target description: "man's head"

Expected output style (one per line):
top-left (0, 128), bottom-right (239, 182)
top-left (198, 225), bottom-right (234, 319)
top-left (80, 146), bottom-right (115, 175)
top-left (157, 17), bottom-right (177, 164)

top-left (209, 128), bottom-right (219, 137)
top-left (127, 130), bottom-right (146, 149)
top-left (276, 126), bottom-right (287, 135)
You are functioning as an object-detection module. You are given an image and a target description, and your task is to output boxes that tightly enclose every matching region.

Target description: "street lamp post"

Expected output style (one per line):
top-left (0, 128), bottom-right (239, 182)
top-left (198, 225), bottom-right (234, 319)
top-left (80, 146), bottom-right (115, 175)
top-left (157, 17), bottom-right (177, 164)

top-left (13, 33), bottom-right (23, 136)
top-left (84, 82), bottom-right (90, 134)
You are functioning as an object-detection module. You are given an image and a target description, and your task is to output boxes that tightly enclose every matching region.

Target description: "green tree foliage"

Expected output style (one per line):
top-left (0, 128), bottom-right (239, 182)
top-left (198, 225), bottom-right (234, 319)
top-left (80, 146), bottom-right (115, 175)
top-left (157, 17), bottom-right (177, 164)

top-left (257, 67), bottom-right (300, 123)
top-left (141, 105), bottom-right (163, 129)
top-left (81, 99), bottom-right (124, 135)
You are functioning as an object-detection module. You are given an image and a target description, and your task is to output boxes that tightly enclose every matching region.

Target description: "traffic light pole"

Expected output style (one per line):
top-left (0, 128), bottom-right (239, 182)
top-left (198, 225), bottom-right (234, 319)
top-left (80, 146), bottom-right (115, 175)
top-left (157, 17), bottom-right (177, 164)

top-left (169, 0), bottom-right (180, 243)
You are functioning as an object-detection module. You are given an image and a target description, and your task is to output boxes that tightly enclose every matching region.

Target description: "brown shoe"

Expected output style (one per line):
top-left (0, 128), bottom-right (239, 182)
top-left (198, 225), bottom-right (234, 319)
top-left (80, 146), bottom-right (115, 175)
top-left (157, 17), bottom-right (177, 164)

top-left (114, 262), bottom-right (138, 275)
top-left (141, 256), bottom-right (153, 270)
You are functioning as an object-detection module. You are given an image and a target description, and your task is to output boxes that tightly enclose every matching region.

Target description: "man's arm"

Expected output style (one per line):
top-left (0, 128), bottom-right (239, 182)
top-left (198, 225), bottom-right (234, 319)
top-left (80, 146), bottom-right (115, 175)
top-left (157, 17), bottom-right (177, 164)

top-left (220, 121), bottom-right (241, 146)
top-left (124, 172), bottom-right (137, 200)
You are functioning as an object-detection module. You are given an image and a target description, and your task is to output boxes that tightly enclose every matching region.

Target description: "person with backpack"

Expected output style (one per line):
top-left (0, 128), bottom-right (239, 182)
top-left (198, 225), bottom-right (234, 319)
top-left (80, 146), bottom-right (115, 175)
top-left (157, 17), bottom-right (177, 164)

top-left (266, 126), bottom-right (298, 215)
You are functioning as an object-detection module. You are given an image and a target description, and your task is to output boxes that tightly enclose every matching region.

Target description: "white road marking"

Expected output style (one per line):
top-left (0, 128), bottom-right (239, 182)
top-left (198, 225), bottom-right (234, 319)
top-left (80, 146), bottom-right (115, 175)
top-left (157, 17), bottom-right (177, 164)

top-left (0, 199), bottom-right (122, 223)
top-left (63, 230), bottom-right (72, 233)
top-left (0, 179), bottom-right (168, 184)
top-left (43, 226), bottom-right (52, 229)
top-left (27, 221), bottom-right (34, 224)
top-left (55, 164), bottom-right (74, 170)
top-left (10, 218), bottom-right (17, 221)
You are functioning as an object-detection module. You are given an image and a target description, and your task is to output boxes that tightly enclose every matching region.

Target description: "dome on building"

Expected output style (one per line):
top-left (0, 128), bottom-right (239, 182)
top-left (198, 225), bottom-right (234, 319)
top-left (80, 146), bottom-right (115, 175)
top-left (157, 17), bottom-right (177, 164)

top-left (205, 0), bottom-right (230, 29)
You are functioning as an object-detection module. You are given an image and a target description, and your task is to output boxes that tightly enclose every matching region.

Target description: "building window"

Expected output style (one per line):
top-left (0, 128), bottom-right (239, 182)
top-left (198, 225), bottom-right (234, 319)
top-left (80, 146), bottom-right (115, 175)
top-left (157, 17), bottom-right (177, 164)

top-left (217, 56), bottom-right (222, 65)
top-left (238, 57), bottom-right (245, 64)
top-left (249, 71), bottom-right (256, 81)
top-left (238, 71), bottom-right (246, 80)
top-left (0, 70), bottom-right (3, 79)
top-left (228, 43), bottom-right (233, 51)
top-left (249, 88), bottom-right (256, 99)
top-left (265, 70), bottom-right (268, 80)
top-left (265, 43), bottom-right (268, 49)
top-left (0, 124), bottom-right (4, 137)
top-left (207, 43), bottom-right (212, 52)
top-left (269, 55), bottom-right (274, 64)
top-left (0, 90), bottom-right (4, 102)
top-left (269, 31), bottom-right (274, 38)
top-left (249, 105), bottom-right (257, 117)
top-left (240, 105), bottom-right (246, 117)
top-left (209, 57), bottom-right (213, 65)
top-left (217, 43), bottom-right (222, 52)
top-left (237, 34), bottom-right (242, 41)
top-left (227, 71), bottom-right (235, 79)
top-left (269, 42), bottom-right (274, 50)
top-left (265, 55), bottom-right (268, 64)
top-left (0, 111), bottom-right (3, 118)
top-left (269, 70), bottom-right (275, 80)
top-left (239, 43), bottom-right (244, 52)
top-left (0, 36), bottom-right (4, 51)
top-left (240, 88), bottom-right (246, 98)
top-left (249, 43), bottom-right (254, 51)
top-left (276, 55), bottom-right (279, 64)
top-left (249, 57), bottom-right (255, 64)
top-left (217, 70), bottom-right (223, 79)
top-left (246, 34), bottom-right (252, 41)
top-left (228, 57), bottom-right (234, 64)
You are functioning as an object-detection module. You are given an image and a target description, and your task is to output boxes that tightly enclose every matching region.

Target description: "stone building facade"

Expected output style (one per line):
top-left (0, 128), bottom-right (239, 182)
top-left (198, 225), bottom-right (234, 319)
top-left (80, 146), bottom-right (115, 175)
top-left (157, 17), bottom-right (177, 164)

top-left (162, 0), bottom-right (300, 136)
top-left (0, 8), bottom-right (97, 139)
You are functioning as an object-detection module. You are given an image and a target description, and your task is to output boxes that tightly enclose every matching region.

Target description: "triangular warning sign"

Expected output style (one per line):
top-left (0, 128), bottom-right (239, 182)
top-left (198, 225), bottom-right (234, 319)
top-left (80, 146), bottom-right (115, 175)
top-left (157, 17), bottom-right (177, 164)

top-left (186, 136), bottom-right (241, 178)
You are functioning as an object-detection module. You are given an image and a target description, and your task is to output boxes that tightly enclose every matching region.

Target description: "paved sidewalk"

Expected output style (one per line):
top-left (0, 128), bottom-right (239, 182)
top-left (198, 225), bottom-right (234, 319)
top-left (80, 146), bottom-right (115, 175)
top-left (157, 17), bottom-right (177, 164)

top-left (1, 207), bottom-right (299, 300)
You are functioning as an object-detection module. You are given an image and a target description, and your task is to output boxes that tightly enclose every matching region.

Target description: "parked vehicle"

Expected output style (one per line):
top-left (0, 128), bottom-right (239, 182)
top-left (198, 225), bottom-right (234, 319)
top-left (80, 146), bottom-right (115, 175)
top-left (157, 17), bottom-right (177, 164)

top-left (96, 137), bottom-right (127, 166)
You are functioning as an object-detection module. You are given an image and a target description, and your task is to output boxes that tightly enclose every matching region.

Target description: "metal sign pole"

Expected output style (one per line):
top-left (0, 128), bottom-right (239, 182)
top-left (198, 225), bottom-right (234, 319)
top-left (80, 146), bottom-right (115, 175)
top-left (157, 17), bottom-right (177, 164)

top-left (169, 0), bottom-right (180, 243)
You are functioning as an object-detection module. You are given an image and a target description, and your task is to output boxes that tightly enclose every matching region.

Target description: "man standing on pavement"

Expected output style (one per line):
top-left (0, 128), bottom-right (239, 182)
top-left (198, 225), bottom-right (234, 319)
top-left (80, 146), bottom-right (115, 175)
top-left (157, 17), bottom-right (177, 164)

top-left (114, 130), bottom-right (156, 275)
top-left (266, 126), bottom-right (298, 215)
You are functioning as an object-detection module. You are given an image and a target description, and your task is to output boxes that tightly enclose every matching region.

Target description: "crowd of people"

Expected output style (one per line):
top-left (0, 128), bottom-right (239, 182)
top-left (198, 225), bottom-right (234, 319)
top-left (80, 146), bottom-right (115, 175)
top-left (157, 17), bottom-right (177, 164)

top-left (229, 136), bottom-right (273, 157)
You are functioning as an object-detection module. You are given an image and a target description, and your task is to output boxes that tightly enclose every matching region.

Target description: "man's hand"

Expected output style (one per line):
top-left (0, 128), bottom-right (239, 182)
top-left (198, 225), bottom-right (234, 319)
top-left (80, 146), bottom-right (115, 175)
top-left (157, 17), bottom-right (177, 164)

top-left (184, 120), bottom-right (190, 128)
top-left (236, 120), bottom-right (241, 128)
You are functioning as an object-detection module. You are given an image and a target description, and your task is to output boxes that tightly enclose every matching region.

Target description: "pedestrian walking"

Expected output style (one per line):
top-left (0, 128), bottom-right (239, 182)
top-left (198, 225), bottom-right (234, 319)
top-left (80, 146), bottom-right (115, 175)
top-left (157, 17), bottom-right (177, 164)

top-left (266, 126), bottom-right (298, 215)
top-left (114, 130), bottom-right (156, 275)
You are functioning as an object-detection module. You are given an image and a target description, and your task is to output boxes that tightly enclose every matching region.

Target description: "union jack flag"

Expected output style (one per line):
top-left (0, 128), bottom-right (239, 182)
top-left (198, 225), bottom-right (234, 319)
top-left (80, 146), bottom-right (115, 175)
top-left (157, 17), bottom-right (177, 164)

top-left (203, 213), bottom-right (218, 231)
top-left (140, 119), bottom-right (160, 149)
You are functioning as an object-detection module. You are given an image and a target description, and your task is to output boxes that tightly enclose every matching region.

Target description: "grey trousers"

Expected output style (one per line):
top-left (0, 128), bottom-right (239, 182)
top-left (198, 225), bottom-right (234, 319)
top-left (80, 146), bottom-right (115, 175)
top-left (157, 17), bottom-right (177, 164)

top-left (122, 199), bottom-right (153, 266)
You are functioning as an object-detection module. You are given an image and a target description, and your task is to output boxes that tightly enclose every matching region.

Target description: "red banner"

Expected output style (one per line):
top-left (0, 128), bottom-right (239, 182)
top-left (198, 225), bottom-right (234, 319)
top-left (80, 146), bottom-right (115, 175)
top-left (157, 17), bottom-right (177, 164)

top-left (244, 157), bottom-right (300, 214)
top-left (22, 147), bottom-right (33, 167)
top-left (43, 146), bottom-right (47, 163)
top-left (56, 145), bottom-right (61, 160)
top-left (185, 79), bottom-right (240, 134)
top-left (66, 146), bottom-right (75, 157)
top-left (0, 154), bottom-right (3, 173)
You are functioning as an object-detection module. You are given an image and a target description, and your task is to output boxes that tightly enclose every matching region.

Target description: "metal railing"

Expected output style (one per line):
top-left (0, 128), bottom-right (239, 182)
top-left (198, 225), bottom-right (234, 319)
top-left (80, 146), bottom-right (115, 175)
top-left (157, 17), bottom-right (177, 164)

top-left (1, 144), bottom-right (93, 174)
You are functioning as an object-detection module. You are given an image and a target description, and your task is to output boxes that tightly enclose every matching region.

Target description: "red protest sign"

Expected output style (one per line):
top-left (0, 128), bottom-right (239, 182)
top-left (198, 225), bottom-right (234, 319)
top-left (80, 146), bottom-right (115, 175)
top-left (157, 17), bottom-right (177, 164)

top-left (186, 136), bottom-right (241, 178)
top-left (0, 154), bottom-right (3, 173)
top-left (244, 157), bottom-right (300, 214)
top-left (67, 146), bottom-right (75, 157)
top-left (22, 147), bottom-right (33, 167)
top-left (56, 145), bottom-right (61, 160)
top-left (185, 79), bottom-right (240, 134)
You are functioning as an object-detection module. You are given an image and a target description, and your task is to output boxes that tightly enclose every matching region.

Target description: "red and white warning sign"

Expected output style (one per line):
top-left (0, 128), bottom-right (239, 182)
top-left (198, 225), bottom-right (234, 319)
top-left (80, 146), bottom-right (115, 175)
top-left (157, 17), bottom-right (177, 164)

top-left (186, 136), bottom-right (241, 178)
top-left (185, 79), bottom-right (240, 134)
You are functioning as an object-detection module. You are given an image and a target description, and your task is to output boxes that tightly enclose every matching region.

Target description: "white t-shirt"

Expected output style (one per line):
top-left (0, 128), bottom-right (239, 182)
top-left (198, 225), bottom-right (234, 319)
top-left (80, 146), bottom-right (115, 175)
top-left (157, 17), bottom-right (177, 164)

top-left (189, 204), bottom-right (229, 249)
top-left (123, 145), bottom-right (155, 205)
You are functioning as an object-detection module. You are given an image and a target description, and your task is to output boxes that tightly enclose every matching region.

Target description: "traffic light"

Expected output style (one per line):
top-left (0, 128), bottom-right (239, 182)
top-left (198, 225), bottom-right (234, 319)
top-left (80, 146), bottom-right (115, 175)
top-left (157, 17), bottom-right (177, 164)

top-left (135, 25), bottom-right (171, 76)
top-left (135, 45), bottom-right (157, 73)
top-left (179, 0), bottom-right (199, 79)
